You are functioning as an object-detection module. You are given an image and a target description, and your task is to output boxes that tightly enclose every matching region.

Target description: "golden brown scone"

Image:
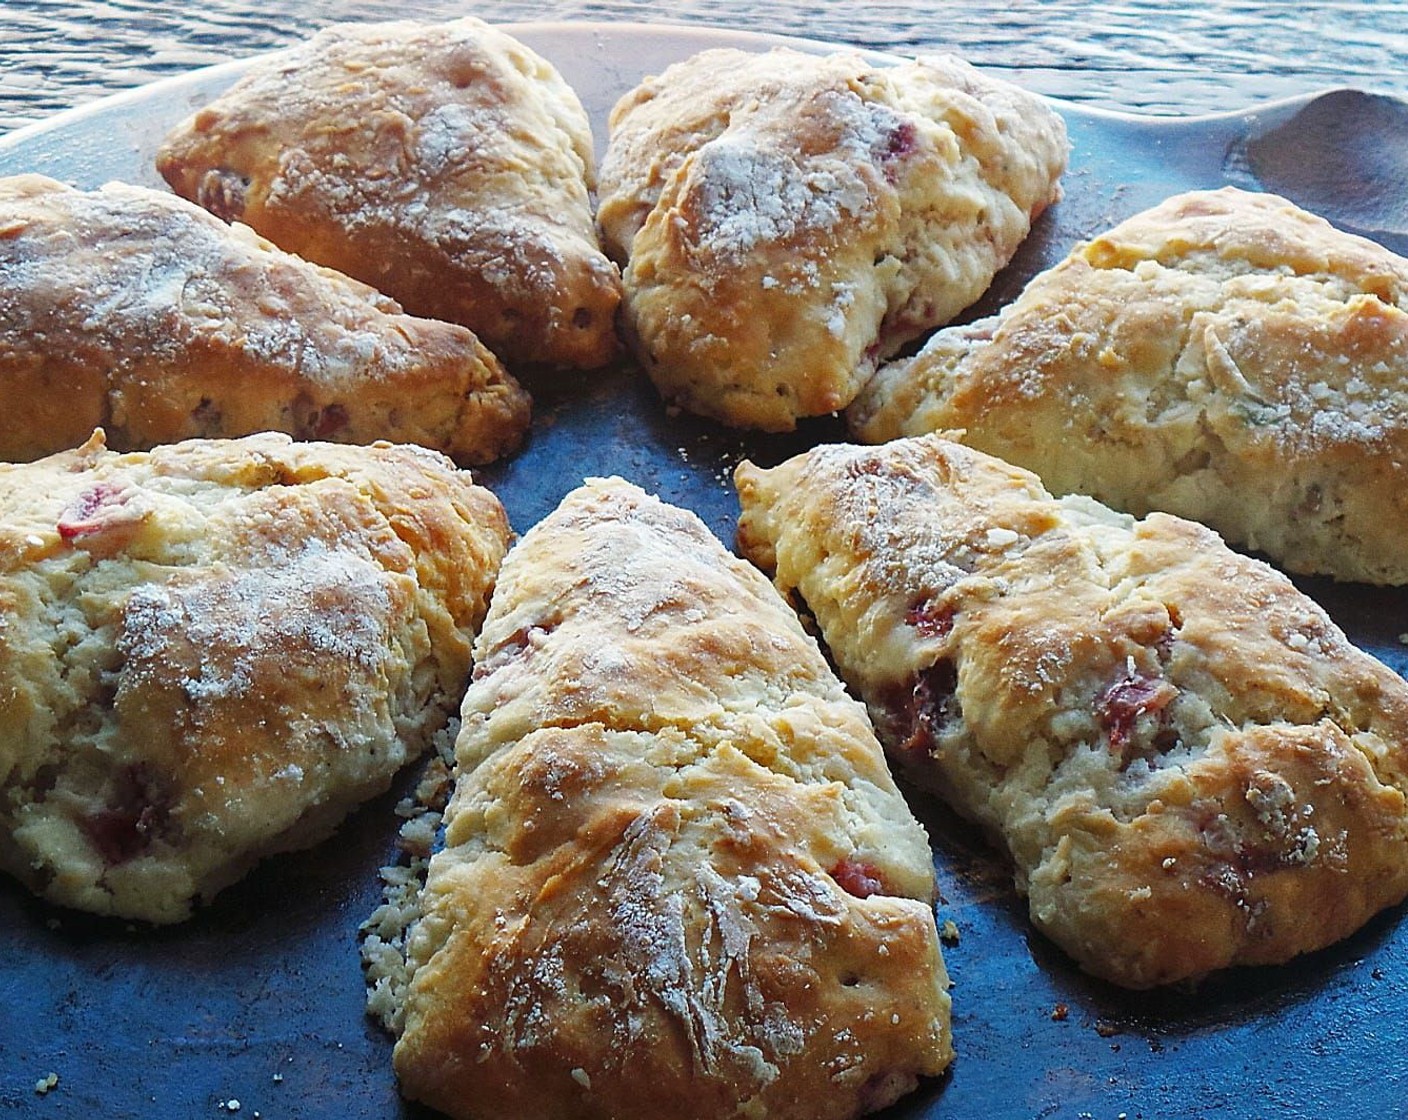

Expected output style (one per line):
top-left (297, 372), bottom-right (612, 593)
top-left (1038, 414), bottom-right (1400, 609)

top-left (597, 48), bottom-right (1067, 431)
top-left (735, 435), bottom-right (1408, 988)
top-left (157, 18), bottom-right (622, 370)
top-left (0, 431), bottom-right (511, 923)
top-left (849, 187), bottom-right (1408, 584)
top-left (0, 174), bottom-right (529, 465)
top-left (384, 478), bottom-right (952, 1120)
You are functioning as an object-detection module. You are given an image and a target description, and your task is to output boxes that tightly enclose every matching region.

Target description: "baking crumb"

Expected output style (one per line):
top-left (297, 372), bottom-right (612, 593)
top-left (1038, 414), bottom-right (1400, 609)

top-left (272, 1073), bottom-right (283, 1083)
top-left (1398, 633), bottom-right (1408, 645)
top-left (221, 1100), bottom-right (242, 1113)
top-left (1050, 1003), bottom-right (1069, 1022)
top-left (1094, 1020), bottom-right (1119, 1038)
top-left (34, 1072), bottom-right (59, 1095)
top-left (570, 1067), bottom-right (592, 1090)
top-left (939, 919), bottom-right (960, 944)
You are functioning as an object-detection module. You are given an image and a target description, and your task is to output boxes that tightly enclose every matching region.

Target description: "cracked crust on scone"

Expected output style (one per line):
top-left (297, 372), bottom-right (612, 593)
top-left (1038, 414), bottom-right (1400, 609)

top-left (0, 174), bottom-right (530, 465)
top-left (157, 18), bottom-right (622, 370)
top-left (387, 478), bottom-right (952, 1120)
top-left (735, 435), bottom-right (1408, 988)
top-left (849, 187), bottom-right (1408, 584)
top-left (597, 48), bottom-right (1067, 431)
top-left (0, 431), bottom-right (512, 923)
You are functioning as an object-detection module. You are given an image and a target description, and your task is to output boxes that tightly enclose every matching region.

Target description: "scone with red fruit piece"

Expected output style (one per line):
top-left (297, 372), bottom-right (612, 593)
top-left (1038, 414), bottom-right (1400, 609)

top-left (378, 478), bottom-right (953, 1120)
top-left (736, 434), bottom-right (1408, 988)
top-left (598, 48), bottom-right (1067, 430)
top-left (0, 431), bottom-right (511, 923)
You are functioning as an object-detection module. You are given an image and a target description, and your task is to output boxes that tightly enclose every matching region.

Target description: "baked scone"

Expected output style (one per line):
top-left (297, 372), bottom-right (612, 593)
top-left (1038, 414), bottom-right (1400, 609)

top-left (0, 431), bottom-right (511, 923)
top-left (157, 18), bottom-right (622, 370)
top-left (597, 48), bottom-right (1067, 431)
top-left (383, 479), bottom-right (952, 1120)
top-left (849, 187), bottom-right (1408, 584)
top-left (735, 435), bottom-right (1408, 988)
top-left (0, 174), bottom-right (530, 465)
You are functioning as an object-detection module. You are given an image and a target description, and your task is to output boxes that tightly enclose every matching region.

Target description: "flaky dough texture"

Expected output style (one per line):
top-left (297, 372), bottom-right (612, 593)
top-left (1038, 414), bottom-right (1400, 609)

top-left (736, 435), bottom-right (1408, 988)
top-left (850, 187), bottom-right (1408, 583)
top-left (0, 174), bottom-right (529, 465)
top-left (390, 478), bottom-right (952, 1120)
top-left (598, 48), bottom-right (1067, 431)
top-left (157, 18), bottom-right (622, 369)
top-left (0, 431), bottom-right (511, 923)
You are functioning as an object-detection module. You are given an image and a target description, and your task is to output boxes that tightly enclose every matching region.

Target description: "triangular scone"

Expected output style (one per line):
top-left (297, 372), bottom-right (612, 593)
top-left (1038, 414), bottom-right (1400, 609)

top-left (0, 174), bottom-right (529, 465)
top-left (735, 435), bottom-right (1408, 988)
top-left (157, 18), bottom-right (622, 370)
top-left (387, 479), bottom-right (952, 1120)
top-left (849, 187), bottom-right (1408, 584)
top-left (597, 48), bottom-right (1067, 431)
top-left (0, 431), bottom-right (511, 923)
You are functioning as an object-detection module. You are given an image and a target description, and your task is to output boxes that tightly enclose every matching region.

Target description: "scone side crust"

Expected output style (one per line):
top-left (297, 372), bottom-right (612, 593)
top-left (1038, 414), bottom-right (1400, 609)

top-left (0, 431), bottom-right (512, 923)
top-left (391, 478), bottom-right (952, 1120)
top-left (848, 185), bottom-right (1408, 583)
top-left (734, 434), bottom-right (1408, 987)
top-left (156, 17), bottom-right (623, 369)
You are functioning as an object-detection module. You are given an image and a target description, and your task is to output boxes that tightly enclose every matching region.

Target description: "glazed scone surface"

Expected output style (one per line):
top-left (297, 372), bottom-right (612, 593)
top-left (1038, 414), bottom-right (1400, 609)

top-left (597, 48), bottom-right (1068, 431)
top-left (735, 435), bottom-right (1408, 988)
top-left (849, 187), bottom-right (1408, 584)
top-left (157, 17), bottom-right (622, 369)
top-left (388, 479), bottom-right (952, 1120)
top-left (0, 174), bottom-right (530, 465)
top-left (0, 431), bottom-right (511, 923)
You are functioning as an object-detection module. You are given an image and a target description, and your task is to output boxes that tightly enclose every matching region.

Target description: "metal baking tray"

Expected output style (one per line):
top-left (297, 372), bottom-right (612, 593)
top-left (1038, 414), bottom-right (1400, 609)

top-left (1, 21), bottom-right (1405, 1119)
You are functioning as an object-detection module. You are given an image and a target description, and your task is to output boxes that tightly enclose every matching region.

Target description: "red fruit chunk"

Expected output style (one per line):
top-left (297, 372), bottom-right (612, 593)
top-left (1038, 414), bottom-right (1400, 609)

top-left (1097, 671), bottom-right (1178, 753)
top-left (832, 857), bottom-right (887, 899)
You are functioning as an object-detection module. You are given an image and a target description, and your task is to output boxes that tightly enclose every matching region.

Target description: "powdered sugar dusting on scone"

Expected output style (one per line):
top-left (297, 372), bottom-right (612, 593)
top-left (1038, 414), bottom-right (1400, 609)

top-left (688, 89), bottom-right (884, 264)
top-left (121, 543), bottom-right (392, 704)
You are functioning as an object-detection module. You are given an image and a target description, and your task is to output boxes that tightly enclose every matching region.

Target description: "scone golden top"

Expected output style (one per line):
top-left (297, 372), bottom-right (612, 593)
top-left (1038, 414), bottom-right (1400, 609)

top-left (850, 186), bottom-right (1408, 583)
top-left (0, 173), bottom-right (529, 465)
top-left (735, 435), bottom-right (1408, 988)
top-left (157, 17), bottom-right (622, 369)
top-left (598, 48), bottom-right (1067, 431)
top-left (390, 479), bottom-right (952, 1120)
top-left (0, 431), bottom-right (511, 923)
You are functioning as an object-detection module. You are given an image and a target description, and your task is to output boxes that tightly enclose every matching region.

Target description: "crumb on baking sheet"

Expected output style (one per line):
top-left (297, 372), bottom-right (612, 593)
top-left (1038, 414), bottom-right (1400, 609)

top-left (360, 718), bottom-right (460, 1034)
top-left (34, 1072), bottom-right (59, 1095)
top-left (939, 919), bottom-right (960, 944)
top-left (1050, 1003), bottom-right (1069, 1022)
